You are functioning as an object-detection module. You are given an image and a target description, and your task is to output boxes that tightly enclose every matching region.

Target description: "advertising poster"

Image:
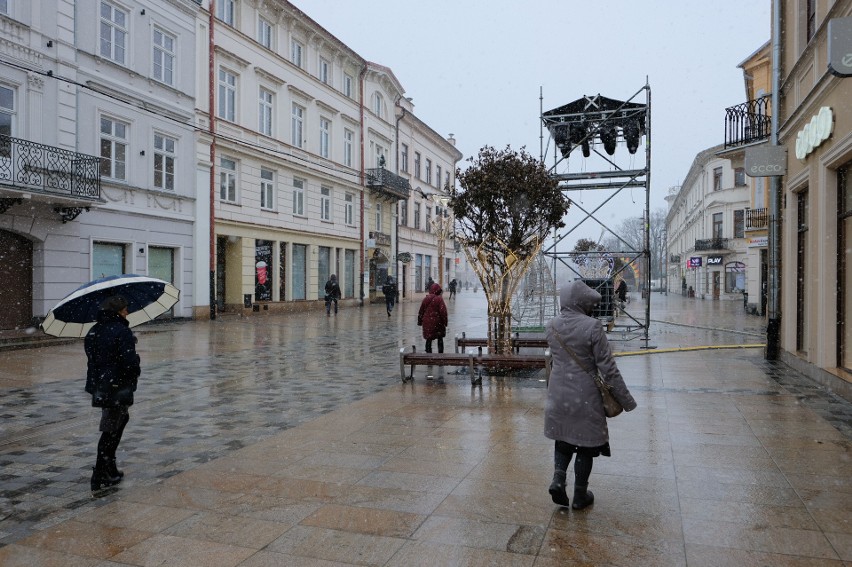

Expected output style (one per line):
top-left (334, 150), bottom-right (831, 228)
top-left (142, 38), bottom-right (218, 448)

top-left (255, 240), bottom-right (273, 301)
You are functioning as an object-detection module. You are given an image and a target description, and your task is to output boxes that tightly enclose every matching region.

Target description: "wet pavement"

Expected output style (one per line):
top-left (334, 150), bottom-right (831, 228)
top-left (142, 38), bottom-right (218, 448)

top-left (0, 290), bottom-right (850, 565)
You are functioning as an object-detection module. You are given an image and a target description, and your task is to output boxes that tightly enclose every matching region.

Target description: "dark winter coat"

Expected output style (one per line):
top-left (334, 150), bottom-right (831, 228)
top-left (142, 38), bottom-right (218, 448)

top-left (544, 280), bottom-right (637, 447)
top-left (324, 277), bottom-right (341, 300)
top-left (382, 279), bottom-right (397, 298)
top-left (418, 283), bottom-right (448, 340)
top-left (84, 310), bottom-right (140, 408)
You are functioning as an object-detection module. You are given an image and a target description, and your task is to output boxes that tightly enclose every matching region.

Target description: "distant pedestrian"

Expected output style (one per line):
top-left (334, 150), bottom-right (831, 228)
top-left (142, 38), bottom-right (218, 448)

top-left (425, 276), bottom-right (435, 292)
top-left (84, 295), bottom-right (141, 491)
top-left (615, 280), bottom-right (627, 304)
top-left (417, 283), bottom-right (448, 353)
top-left (324, 274), bottom-right (341, 316)
top-left (545, 280), bottom-right (637, 510)
top-left (382, 276), bottom-right (397, 316)
top-left (448, 279), bottom-right (457, 299)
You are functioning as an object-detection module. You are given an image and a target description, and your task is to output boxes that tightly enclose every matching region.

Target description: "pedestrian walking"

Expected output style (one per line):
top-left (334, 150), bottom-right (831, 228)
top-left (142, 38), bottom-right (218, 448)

top-left (84, 295), bottom-right (141, 491)
top-left (324, 274), bottom-right (341, 316)
top-left (417, 283), bottom-right (448, 353)
top-left (615, 279), bottom-right (627, 306)
top-left (448, 278), bottom-right (457, 299)
top-left (382, 276), bottom-right (397, 316)
top-left (425, 276), bottom-right (434, 292)
top-left (544, 280), bottom-right (637, 509)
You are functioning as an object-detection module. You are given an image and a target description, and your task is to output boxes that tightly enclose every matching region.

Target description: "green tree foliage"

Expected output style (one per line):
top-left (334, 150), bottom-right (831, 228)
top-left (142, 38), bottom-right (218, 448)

top-left (451, 145), bottom-right (569, 267)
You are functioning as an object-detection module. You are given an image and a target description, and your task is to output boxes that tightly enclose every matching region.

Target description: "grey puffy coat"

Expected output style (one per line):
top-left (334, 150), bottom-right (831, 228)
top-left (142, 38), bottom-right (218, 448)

top-left (544, 280), bottom-right (637, 447)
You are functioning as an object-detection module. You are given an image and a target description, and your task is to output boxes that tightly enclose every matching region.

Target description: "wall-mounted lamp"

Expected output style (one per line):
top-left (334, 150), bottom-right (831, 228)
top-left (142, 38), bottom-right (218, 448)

top-left (138, 247), bottom-right (145, 254)
top-left (140, 8), bottom-right (145, 15)
top-left (139, 150), bottom-right (145, 156)
top-left (46, 40), bottom-right (53, 48)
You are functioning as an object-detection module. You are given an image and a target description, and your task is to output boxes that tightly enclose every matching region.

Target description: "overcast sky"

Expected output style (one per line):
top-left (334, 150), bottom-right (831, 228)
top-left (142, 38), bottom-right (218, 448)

top-left (298, 0), bottom-right (771, 231)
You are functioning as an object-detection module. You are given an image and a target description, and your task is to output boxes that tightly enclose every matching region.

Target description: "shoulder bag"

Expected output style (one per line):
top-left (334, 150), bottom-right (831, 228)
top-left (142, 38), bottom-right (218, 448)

top-left (552, 334), bottom-right (623, 418)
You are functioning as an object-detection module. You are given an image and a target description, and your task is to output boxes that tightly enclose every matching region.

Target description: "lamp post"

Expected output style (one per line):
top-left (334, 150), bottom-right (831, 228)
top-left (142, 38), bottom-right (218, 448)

top-left (431, 195), bottom-right (452, 287)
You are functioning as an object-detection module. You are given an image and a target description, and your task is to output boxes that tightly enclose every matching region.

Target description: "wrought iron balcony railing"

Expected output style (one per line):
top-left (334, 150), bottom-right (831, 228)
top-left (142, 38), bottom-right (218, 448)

top-left (724, 98), bottom-right (771, 148)
top-left (746, 207), bottom-right (768, 230)
top-left (694, 238), bottom-right (729, 251)
top-left (0, 134), bottom-right (101, 201)
top-left (669, 254), bottom-right (681, 263)
top-left (366, 167), bottom-right (411, 200)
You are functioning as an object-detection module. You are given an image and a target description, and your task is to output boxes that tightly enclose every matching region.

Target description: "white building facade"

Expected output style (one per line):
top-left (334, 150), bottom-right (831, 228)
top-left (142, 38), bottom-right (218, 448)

top-left (666, 145), bottom-right (751, 303)
top-left (0, 0), bottom-right (199, 329)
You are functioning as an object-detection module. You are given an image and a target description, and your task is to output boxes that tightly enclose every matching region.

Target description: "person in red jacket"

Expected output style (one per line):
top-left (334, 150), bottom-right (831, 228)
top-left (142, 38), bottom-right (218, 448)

top-left (417, 283), bottom-right (448, 353)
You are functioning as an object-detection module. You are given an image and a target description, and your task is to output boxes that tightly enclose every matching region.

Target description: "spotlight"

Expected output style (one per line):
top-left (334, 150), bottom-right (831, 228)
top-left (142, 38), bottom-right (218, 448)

top-left (599, 124), bottom-right (618, 155)
top-left (624, 118), bottom-right (643, 154)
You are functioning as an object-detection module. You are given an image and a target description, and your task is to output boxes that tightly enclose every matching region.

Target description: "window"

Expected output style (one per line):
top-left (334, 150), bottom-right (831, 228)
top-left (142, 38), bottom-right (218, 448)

top-left (375, 144), bottom-right (385, 168)
top-left (100, 116), bottom-right (127, 180)
top-left (425, 205), bottom-right (432, 233)
top-left (218, 68), bottom-right (236, 121)
top-left (152, 28), bottom-right (175, 86)
top-left (291, 103), bottom-right (304, 148)
top-left (318, 246), bottom-right (331, 298)
top-left (713, 167), bottom-right (723, 191)
top-left (344, 249), bottom-right (355, 297)
top-left (291, 39), bottom-right (303, 68)
top-left (153, 133), bottom-right (176, 191)
top-left (375, 202), bottom-right (382, 231)
top-left (0, 0), bottom-right (7, 14)
top-left (319, 58), bottom-right (330, 84)
top-left (93, 242), bottom-right (126, 278)
top-left (734, 209), bottom-right (745, 238)
top-left (806, 0), bottom-right (816, 42)
top-left (344, 129), bottom-right (354, 167)
top-left (0, 85), bottom-right (14, 136)
top-left (373, 92), bottom-right (383, 118)
top-left (257, 16), bottom-right (272, 49)
top-left (292, 243), bottom-right (307, 300)
top-left (400, 143), bottom-right (408, 173)
top-left (292, 177), bottom-right (304, 215)
top-left (219, 157), bottom-right (236, 202)
top-left (100, 1), bottom-right (127, 64)
top-left (425, 158), bottom-right (432, 185)
top-left (321, 186), bottom-right (331, 221)
top-left (413, 201), bottom-right (421, 229)
top-left (343, 74), bottom-right (353, 98)
top-left (345, 192), bottom-right (354, 225)
top-left (414, 152), bottom-right (421, 179)
top-left (436, 165), bottom-right (442, 188)
top-left (734, 167), bottom-right (746, 187)
top-left (712, 212), bottom-right (723, 239)
top-left (445, 171), bottom-right (450, 189)
top-left (319, 118), bottom-right (330, 158)
top-left (400, 199), bottom-right (408, 226)
top-left (216, 0), bottom-right (235, 26)
top-left (258, 87), bottom-right (273, 136)
top-left (260, 167), bottom-right (274, 210)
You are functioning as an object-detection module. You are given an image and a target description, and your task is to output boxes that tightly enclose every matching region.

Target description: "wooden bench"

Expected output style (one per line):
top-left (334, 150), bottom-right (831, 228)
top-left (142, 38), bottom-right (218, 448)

top-left (454, 332), bottom-right (549, 353)
top-left (399, 346), bottom-right (552, 385)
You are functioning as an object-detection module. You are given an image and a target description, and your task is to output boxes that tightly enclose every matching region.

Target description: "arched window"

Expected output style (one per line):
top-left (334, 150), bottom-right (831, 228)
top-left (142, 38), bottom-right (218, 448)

top-left (373, 92), bottom-right (384, 118)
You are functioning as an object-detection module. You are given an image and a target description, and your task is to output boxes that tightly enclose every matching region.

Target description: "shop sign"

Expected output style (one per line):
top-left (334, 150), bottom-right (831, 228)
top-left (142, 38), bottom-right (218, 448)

top-left (706, 255), bottom-right (723, 266)
top-left (745, 146), bottom-right (787, 177)
top-left (828, 17), bottom-right (852, 77)
top-left (795, 106), bottom-right (834, 160)
top-left (687, 257), bottom-right (702, 268)
top-left (254, 240), bottom-right (273, 301)
top-left (748, 236), bottom-right (768, 248)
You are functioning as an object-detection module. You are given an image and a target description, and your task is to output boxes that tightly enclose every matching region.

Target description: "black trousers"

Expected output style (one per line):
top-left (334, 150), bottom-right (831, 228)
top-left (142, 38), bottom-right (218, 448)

top-left (97, 407), bottom-right (129, 465)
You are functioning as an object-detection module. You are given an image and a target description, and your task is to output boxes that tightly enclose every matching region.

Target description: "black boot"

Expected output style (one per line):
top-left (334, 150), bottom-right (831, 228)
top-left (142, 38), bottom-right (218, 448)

top-left (91, 458), bottom-right (122, 491)
top-left (548, 471), bottom-right (569, 507)
top-left (108, 458), bottom-right (124, 479)
top-left (571, 485), bottom-right (594, 510)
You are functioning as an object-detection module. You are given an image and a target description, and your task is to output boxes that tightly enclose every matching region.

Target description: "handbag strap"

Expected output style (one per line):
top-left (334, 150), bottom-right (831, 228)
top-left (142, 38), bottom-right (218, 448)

top-left (552, 332), bottom-right (599, 381)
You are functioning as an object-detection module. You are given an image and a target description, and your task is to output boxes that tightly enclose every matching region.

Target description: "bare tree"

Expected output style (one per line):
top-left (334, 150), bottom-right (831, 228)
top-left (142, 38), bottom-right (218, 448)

top-left (451, 146), bottom-right (569, 354)
top-left (601, 207), bottom-right (667, 281)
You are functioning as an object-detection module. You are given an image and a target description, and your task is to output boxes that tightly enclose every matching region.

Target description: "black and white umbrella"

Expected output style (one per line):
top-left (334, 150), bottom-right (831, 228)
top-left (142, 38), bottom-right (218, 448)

top-left (41, 274), bottom-right (180, 338)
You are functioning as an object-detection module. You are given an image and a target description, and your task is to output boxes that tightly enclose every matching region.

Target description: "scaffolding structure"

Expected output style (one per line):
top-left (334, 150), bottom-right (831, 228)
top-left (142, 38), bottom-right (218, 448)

top-left (511, 252), bottom-right (558, 331)
top-left (538, 82), bottom-right (653, 346)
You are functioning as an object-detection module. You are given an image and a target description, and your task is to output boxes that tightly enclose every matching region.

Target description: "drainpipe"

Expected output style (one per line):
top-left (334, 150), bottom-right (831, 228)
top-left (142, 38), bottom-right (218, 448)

top-left (208, 1), bottom-right (216, 320)
top-left (358, 64), bottom-right (367, 306)
top-left (766, 0), bottom-right (782, 359)
top-left (394, 99), bottom-right (407, 298)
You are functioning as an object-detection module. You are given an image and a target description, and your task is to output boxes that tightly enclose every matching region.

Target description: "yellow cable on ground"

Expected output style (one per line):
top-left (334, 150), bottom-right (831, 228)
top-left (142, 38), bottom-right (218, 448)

top-left (613, 344), bottom-right (765, 357)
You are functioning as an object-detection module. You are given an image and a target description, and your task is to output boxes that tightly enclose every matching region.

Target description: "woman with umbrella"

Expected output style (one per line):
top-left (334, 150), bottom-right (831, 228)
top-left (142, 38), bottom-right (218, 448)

top-left (85, 295), bottom-right (141, 490)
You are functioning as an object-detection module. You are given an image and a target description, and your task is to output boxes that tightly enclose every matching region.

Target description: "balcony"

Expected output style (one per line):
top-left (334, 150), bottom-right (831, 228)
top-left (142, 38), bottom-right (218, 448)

top-left (695, 238), bottom-right (729, 251)
top-left (366, 167), bottom-right (410, 200)
top-left (669, 254), bottom-right (681, 263)
top-left (724, 98), bottom-right (771, 148)
top-left (0, 135), bottom-right (101, 202)
top-left (745, 207), bottom-right (768, 230)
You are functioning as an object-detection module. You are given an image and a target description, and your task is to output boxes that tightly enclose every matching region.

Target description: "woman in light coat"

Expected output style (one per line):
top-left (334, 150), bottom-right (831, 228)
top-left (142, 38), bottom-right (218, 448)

top-left (545, 280), bottom-right (637, 509)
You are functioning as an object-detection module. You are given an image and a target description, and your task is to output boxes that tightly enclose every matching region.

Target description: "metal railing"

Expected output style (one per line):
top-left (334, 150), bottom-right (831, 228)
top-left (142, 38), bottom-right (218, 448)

top-left (366, 167), bottom-right (410, 200)
top-left (0, 134), bottom-right (101, 201)
top-left (694, 238), bottom-right (729, 251)
top-left (724, 98), bottom-right (771, 148)
top-left (746, 207), bottom-right (768, 229)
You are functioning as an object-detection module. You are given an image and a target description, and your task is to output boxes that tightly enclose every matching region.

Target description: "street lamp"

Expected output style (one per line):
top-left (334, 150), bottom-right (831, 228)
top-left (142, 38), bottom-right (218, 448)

top-left (431, 195), bottom-right (452, 287)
